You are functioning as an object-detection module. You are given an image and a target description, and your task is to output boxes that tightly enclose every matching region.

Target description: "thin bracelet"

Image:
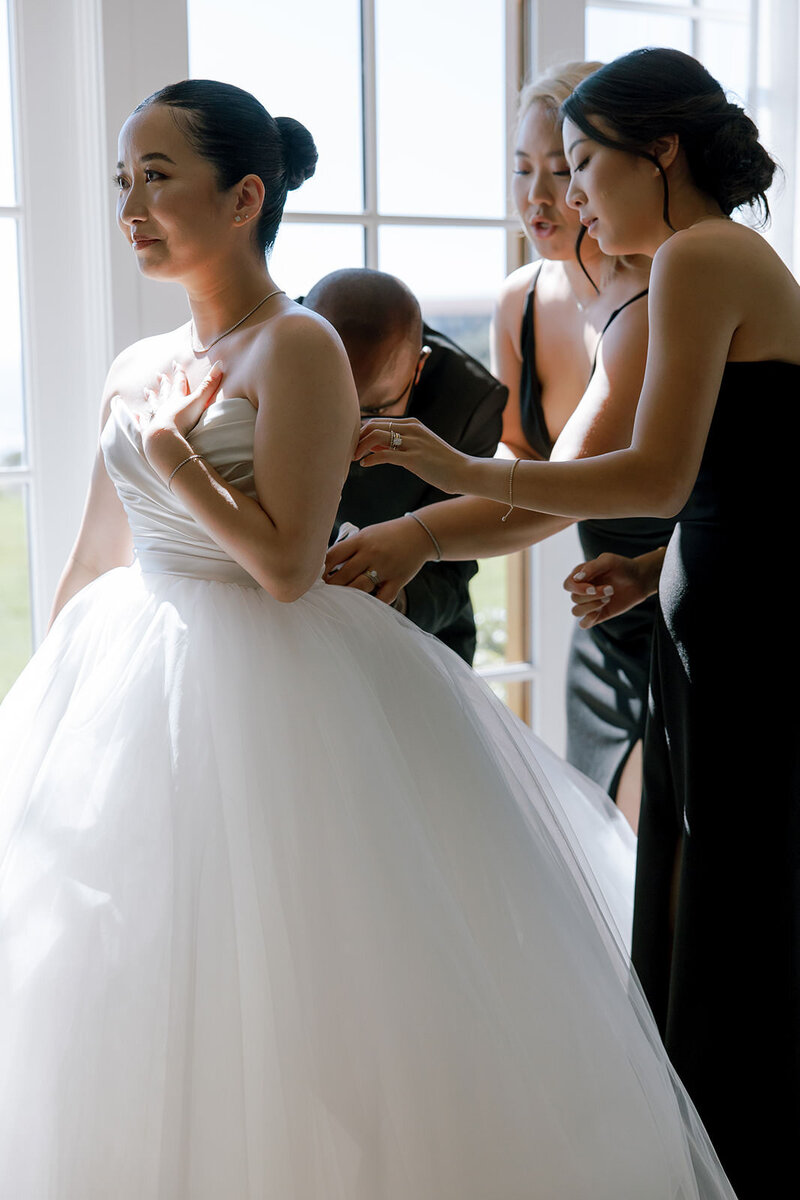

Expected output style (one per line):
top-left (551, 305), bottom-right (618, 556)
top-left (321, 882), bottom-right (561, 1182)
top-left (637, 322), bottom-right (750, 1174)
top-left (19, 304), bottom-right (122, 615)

top-left (167, 454), bottom-right (203, 493)
top-left (501, 457), bottom-right (521, 522)
top-left (404, 511), bottom-right (442, 561)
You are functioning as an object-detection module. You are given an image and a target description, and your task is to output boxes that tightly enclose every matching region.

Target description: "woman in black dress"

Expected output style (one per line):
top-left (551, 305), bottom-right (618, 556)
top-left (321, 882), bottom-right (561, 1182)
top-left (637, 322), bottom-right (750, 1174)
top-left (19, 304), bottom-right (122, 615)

top-left (356, 48), bottom-right (800, 1199)
top-left (325, 62), bottom-right (669, 828)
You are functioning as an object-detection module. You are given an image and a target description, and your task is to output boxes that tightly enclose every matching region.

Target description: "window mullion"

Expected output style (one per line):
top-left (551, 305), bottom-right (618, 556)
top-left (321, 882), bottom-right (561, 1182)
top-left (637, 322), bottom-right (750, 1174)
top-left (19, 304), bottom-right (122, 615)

top-left (360, 0), bottom-right (379, 266)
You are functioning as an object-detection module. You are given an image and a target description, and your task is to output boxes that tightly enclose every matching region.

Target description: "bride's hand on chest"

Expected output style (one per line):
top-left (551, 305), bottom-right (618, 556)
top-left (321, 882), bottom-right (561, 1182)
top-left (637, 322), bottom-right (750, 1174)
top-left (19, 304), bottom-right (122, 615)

top-left (137, 362), bottom-right (224, 464)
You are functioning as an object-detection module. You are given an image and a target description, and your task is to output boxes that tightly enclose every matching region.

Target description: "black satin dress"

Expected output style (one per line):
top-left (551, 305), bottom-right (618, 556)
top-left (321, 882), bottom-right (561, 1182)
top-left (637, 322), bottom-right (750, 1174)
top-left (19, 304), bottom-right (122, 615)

top-left (632, 360), bottom-right (800, 1199)
top-left (519, 267), bottom-right (675, 798)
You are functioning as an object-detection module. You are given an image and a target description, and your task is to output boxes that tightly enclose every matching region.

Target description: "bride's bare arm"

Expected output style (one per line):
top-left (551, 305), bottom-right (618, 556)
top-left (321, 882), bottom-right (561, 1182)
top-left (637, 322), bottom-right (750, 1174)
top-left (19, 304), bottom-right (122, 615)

top-left (49, 382), bottom-right (135, 628)
top-left (144, 312), bottom-right (358, 602)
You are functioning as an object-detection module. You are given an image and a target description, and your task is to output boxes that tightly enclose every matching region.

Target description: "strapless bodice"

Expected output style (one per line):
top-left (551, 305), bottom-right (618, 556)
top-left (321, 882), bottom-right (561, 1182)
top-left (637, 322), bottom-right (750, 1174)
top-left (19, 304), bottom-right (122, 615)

top-left (102, 396), bottom-right (262, 586)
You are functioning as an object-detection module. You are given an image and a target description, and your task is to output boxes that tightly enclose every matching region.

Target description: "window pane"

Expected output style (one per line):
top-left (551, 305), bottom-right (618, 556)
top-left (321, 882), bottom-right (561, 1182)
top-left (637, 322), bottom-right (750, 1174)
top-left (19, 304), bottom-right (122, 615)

top-left (0, 0), bottom-right (14, 205)
top-left (698, 20), bottom-right (750, 100)
top-left (470, 550), bottom-right (529, 671)
top-left (0, 482), bottom-right (32, 699)
top-left (378, 225), bottom-right (507, 370)
top-left (269, 222), bottom-right (365, 299)
top-left (375, 0), bottom-right (506, 218)
top-left (187, 0), bottom-right (363, 214)
top-left (700, 0), bottom-right (749, 11)
top-left (486, 679), bottom-right (530, 723)
top-left (0, 218), bottom-right (24, 468)
top-left (586, 10), bottom-right (692, 61)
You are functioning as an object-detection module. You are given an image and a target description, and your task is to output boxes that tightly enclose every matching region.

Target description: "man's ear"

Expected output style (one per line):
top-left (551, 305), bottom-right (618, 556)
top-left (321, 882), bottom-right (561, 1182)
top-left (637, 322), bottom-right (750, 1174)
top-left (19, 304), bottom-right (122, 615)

top-left (415, 344), bottom-right (432, 385)
top-left (650, 133), bottom-right (680, 172)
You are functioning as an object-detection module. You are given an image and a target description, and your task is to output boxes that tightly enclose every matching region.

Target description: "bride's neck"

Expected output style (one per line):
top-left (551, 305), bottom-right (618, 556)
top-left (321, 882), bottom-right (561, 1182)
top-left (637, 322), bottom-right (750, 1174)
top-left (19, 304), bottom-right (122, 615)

top-left (187, 263), bottom-right (278, 346)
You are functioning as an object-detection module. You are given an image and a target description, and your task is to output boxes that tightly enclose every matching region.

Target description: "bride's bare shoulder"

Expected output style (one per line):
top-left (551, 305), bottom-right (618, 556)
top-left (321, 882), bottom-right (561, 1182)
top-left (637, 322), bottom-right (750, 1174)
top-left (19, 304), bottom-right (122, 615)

top-left (261, 298), bottom-right (346, 354)
top-left (247, 299), bottom-right (358, 414)
top-left (246, 299), bottom-right (354, 382)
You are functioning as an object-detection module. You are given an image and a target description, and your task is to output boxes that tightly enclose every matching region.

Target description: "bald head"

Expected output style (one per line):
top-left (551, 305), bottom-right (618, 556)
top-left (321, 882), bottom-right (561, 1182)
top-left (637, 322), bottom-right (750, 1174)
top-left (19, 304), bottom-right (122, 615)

top-left (305, 269), bottom-right (426, 415)
top-left (305, 269), bottom-right (422, 346)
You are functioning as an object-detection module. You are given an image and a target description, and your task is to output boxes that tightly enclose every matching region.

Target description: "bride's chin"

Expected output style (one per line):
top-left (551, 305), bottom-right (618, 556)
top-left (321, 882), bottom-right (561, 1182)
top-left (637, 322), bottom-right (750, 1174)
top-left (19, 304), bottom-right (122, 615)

top-left (135, 257), bottom-right (179, 282)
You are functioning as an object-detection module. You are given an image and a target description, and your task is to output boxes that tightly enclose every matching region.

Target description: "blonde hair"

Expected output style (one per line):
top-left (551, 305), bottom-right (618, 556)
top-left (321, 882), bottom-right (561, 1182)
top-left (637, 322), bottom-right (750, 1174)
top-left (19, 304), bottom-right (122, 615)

top-left (516, 61), bottom-right (603, 131)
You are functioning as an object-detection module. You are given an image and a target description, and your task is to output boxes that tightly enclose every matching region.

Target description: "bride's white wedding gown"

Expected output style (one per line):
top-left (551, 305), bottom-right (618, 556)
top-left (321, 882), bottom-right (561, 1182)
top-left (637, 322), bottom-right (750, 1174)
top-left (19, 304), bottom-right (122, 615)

top-left (0, 396), bottom-right (734, 1199)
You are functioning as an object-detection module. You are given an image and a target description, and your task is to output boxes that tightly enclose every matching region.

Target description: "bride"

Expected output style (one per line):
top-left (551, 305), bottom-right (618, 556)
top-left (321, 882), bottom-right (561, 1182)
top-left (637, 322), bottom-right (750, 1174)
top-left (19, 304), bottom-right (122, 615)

top-left (0, 79), bottom-right (734, 1198)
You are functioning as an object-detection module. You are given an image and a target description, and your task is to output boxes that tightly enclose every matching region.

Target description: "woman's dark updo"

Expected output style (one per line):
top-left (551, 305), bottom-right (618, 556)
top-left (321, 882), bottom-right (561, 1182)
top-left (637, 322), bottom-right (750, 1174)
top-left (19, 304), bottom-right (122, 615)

top-left (134, 80), bottom-right (318, 255)
top-left (561, 48), bottom-right (776, 226)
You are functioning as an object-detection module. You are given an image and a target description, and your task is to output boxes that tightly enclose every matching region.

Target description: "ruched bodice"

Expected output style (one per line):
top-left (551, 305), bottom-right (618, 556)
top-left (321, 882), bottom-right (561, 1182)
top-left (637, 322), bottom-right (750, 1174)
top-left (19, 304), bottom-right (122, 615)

top-left (102, 395), bottom-right (261, 586)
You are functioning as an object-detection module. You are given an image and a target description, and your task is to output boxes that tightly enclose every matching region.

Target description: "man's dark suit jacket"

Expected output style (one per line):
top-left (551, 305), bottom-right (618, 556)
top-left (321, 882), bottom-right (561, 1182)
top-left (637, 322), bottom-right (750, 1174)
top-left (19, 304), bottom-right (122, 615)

top-left (332, 324), bottom-right (507, 664)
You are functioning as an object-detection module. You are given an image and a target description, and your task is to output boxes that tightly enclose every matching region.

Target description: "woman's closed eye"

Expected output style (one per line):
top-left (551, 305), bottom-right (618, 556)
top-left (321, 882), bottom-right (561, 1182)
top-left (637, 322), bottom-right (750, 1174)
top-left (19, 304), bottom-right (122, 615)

top-left (571, 156), bottom-right (589, 174)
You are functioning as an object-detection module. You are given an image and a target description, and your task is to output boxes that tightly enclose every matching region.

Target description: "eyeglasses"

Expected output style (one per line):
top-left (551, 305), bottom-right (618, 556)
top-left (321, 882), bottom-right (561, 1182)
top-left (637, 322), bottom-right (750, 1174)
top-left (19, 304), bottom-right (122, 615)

top-left (359, 344), bottom-right (431, 419)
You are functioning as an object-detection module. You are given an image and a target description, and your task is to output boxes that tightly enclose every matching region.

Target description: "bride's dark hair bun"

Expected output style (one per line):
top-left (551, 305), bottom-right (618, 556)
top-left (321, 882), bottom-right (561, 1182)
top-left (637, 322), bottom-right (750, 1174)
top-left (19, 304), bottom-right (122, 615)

top-left (134, 80), bottom-right (318, 254)
top-left (562, 48), bottom-right (778, 224)
top-left (275, 117), bottom-right (318, 191)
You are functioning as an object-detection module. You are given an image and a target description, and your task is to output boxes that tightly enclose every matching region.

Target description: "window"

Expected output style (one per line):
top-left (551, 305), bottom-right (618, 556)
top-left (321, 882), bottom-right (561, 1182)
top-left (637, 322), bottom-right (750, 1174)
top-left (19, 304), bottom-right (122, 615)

top-left (586, 0), bottom-right (753, 106)
top-left (582, 0), bottom-right (799, 269)
top-left (188, 0), bottom-right (538, 724)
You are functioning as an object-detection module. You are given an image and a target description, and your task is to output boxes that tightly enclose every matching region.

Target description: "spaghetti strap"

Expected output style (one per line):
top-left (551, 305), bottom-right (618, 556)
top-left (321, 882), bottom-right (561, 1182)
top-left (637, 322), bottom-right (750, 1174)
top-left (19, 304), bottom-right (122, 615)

top-left (588, 287), bottom-right (649, 381)
top-left (518, 261), bottom-right (551, 458)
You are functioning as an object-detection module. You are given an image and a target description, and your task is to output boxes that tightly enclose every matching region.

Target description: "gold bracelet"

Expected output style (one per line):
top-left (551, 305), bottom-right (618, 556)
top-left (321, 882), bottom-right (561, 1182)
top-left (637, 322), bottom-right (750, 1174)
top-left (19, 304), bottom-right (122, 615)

top-left (167, 454), bottom-right (203, 493)
top-left (501, 457), bottom-right (520, 522)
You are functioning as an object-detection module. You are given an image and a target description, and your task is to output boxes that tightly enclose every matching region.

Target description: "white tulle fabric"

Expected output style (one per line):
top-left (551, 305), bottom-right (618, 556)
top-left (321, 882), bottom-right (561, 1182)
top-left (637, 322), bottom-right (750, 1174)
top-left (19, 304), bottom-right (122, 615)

top-left (0, 398), bottom-right (734, 1199)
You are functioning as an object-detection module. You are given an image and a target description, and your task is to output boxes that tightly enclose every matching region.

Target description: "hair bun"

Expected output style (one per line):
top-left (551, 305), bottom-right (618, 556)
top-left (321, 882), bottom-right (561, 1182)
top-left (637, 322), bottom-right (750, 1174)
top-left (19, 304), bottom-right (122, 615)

top-left (275, 117), bottom-right (318, 190)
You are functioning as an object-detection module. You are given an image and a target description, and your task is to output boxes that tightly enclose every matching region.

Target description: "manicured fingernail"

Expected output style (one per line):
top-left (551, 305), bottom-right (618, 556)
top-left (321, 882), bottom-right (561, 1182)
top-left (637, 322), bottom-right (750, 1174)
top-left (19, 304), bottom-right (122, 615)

top-left (586, 585), bottom-right (596, 595)
top-left (573, 571), bottom-right (586, 580)
top-left (603, 585), bottom-right (614, 596)
top-left (209, 360), bottom-right (223, 378)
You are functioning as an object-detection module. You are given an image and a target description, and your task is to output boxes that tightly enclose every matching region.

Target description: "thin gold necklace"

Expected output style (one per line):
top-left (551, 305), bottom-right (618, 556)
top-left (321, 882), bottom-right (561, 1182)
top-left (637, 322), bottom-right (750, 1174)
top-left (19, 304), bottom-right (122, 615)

top-left (190, 288), bottom-right (284, 355)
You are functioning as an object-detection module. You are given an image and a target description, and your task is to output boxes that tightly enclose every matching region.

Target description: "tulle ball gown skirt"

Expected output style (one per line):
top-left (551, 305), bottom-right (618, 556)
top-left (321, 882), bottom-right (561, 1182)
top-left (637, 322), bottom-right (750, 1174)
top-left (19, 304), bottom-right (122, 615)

top-left (0, 566), bottom-right (734, 1198)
